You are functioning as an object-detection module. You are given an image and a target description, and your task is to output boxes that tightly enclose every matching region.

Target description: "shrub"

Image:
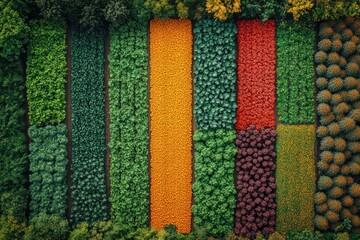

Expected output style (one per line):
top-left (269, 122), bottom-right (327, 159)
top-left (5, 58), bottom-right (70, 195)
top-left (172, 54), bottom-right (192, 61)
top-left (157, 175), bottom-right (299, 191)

top-left (347, 90), bottom-right (360, 102)
top-left (346, 62), bottom-right (360, 76)
top-left (317, 77), bottom-right (329, 89)
top-left (328, 123), bottom-right (341, 136)
top-left (320, 113), bottom-right (335, 125)
top-left (344, 77), bottom-right (358, 90)
top-left (316, 64), bottom-right (328, 76)
top-left (316, 204), bottom-right (329, 213)
top-left (348, 142), bottom-right (360, 153)
top-left (349, 184), bottom-right (360, 197)
top-left (320, 151), bottom-right (333, 162)
top-left (328, 187), bottom-right (344, 199)
top-left (328, 78), bottom-right (343, 92)
top-left (346, 127), bottom-right (360, 141)
top-left (315, 215), bottom-right (329, 231)
top-left (328, 199), bottom-right (342, 212)
top-left (331, 93), bottom-right (343, 105)
top-left (342, 41), bottom-right (356, 57)
top-left (317, 103), bottom-right (331, 116)
top-left (328, 53), bottom-right (341, 65)
top-left (318, 39), bottom-right (332, 52)
top-left (317, 90), bottom-right (332, 103)
top-left (334, 137), bottom-right (347, 151)
top-left (333, 152), bottom-right (346, 165)
top-left (326, 211), bottom-right (340, 223)
top-left (315, 192), bottom-right (327, 205)
top-left (318, 176), bottom-right (334, 190)
top-left (317, 126), bottom-right (329, 137)
top-left (320, 136), bottom-right (335, 150)
top-left (332, 39), bottom-right (343, 52)
top-left (334, 175), bottom-right (347, 187)
top-left (339, 118), bottom-right (356, 132)
top-left (24, 213), bottom-right (69, 240)
top-left (315, 51), bottom-right (328, 64)
top-left (327, 65), bottom-right (342, 78)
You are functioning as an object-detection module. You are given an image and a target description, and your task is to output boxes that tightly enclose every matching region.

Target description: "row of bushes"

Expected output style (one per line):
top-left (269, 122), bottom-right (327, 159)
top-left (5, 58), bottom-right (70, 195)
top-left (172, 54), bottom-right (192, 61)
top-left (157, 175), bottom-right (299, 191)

top-left (108, 21), bottom-right (150, 229)
top-left (276, 20), bottom-right (315, 124)
top-left (0, 63), bottom-right (28, 221)
top-left (193, 20), bottom-right (237, 130)
top-left (70, 26), bottom-right (108, 224)
top-left (1, 213), bottom-right (358, 240)
top-left (236, 19), bottom-right (276, 130)
top-left (315, 18), bottom-right (360, 231)
top-left (149, 19), bottom-right (193, 233)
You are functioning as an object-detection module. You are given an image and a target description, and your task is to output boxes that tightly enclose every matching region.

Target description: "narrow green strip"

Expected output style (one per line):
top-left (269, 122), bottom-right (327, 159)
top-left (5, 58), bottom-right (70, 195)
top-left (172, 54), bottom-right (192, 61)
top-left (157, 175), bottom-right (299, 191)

top-left (0, 64), bottom-right (27, 221)
top-left (276, 21), bottom-right (315, 124)
top-left (276, 124), bottom-right (316, 232)
top-left (71, 26), bottom-right (107, 224)
top-left (109, 21), bottom-right (149, 229)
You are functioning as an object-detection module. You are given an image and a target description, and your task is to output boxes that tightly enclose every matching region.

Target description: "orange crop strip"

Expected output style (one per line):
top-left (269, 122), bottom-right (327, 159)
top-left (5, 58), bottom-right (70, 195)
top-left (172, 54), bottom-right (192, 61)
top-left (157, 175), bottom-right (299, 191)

top-left (149, 19), bottom-right (193, 234)
top-left (236, 19), bottom-right (276, 130)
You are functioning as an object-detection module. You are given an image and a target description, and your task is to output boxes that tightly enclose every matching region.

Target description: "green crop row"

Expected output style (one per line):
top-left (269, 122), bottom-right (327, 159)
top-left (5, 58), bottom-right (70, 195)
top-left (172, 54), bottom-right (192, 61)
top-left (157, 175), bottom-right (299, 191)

top-left (26, 20), bottom-right (67, 127)
top-left (276, 20), bottom-right (315, 124)
top-left (0, 64), bottom-right (28, 221)
top-left (28, 124), bottom-right (68, 218)
top-left (71, 26), bottom-right (107, 224)
top-left (192, 129), bottom-right (236, 237)
top-left (108, 21), bottom-right (149, 229)
top-left (276, 124), bottom-right (316, 232)
top-left (193, 20), bottom-right (237, 131)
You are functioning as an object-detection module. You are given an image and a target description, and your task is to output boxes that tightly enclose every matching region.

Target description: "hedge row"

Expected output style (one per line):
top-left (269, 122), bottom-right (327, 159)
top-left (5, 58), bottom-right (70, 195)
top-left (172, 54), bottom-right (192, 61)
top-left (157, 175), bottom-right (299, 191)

top-left (192, 129), bottom-right (236, 237)
top-left (28, 124), bottom-right (68, 218)
top-left (149, 19), bottom-right (193, 233)
top-left (236, 19), bottom-right (276, 130)
top-left (108, 21), bottom-right (149, 229)
top-left (71, 26), bottom-right (107, 224)
top-left (276, 20), bottom-right (315, 124)
top-left (26, 20), bottom-right (67, 127)
top-left (193, 20), bottom-right (237, 131)
top-left (314, 18), bottom-right (360, 231)
top-left (0, 64), bottom-right (28, 221)
top-left (276, 124), bottom-right (316, 232)
top-left (235, 126), bottom-right (277, 238)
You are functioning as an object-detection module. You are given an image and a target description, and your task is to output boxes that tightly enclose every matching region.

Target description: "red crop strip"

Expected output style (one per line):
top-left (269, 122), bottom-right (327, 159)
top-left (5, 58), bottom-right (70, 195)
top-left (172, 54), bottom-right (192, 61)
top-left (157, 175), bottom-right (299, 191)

top-left (236, 19), bottom-right (276, 130)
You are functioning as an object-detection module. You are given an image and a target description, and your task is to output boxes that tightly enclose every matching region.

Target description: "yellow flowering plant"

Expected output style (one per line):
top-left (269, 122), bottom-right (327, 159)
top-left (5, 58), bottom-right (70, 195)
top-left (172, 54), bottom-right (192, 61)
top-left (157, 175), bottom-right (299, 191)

top-left (286, 0), bottom-right (314, 21)
top-left (205, 0), bottom-right (241, 21)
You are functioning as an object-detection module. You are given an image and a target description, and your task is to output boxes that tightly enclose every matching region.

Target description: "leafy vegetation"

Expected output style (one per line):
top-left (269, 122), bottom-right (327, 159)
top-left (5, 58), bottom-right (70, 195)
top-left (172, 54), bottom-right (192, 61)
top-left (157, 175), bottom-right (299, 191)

top-left (276, 124), bottom-right (316, 232)
top-left (236, 0), bottom-right (285, 22)
top-left (192, 129), bottom-right (237, 237)
top-left (24, 213), bottom-right (69, 240)
top-left (28, 124), bottom-right (68, 218)
top-left (71, 26), bottom-right (107, 224)
top-left (26, 20), bottom-right (66, 127)
top-left (149, 19), bottom-right (193, 233)
top-left (108, 21), bottom-right (149, 229)
top-left (193, 20), bottom-right (237, 130)
top-left (0, 64), bottom-right (27, 221)
top-left (276, 20), bottom-right (315, 124)
top-left (0, 1), bottom-right (29, 65)
top-left (315, 18), bottom-right (360, 232)
top-left (236, 19), bottom-right (276, 130)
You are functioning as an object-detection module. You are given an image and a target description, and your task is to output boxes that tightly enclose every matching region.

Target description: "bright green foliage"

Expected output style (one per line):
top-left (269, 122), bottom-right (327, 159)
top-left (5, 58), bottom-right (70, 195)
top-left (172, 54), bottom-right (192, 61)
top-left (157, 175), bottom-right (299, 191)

top-left (313, 1), bottom-right (360, 21)
top-left (26, 20), bottom-right (66, 127)
top-left (71, 26), bottom-right (107, 224)
top-left (237, 0), bottom-right (285, 22)
top-left (108, 21), bottom-right (149, 229)
top-left (144, 0), bottom-right (205, 19)
top-left (24, 213), bottom-right (69, 240)
top-left (0, 64), bottom-right (27, 221)
top-left (276, 20), bottom-right (315, 124)
top-left (0, 1), bottom-right (29, 65)
top-left (192, 129), bottom-right (236, 237)
top-left (28, 124), bottom-right (68, 218)
top-left (193, 20), bottom-right (237, 130)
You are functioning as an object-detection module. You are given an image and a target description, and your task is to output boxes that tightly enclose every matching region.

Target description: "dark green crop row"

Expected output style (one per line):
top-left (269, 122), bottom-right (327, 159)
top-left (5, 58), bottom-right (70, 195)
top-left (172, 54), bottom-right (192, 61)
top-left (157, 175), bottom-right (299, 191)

top-left (28, 124), bottom-right (68, 218)
top-left (192, 129), bottom-right (237, 237)
top-left (26, 20), bottom-right (67, 127)
top-left (276, 20), bottom-right (315, 124)
top-left (0, 64), bottom-right (28, 221)
top-left (71, 26), bottom-right (107, 224)
top-left (193, 20), bottom-right (237, 130)
top-left (108, 21), bottom-right (149, 229)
